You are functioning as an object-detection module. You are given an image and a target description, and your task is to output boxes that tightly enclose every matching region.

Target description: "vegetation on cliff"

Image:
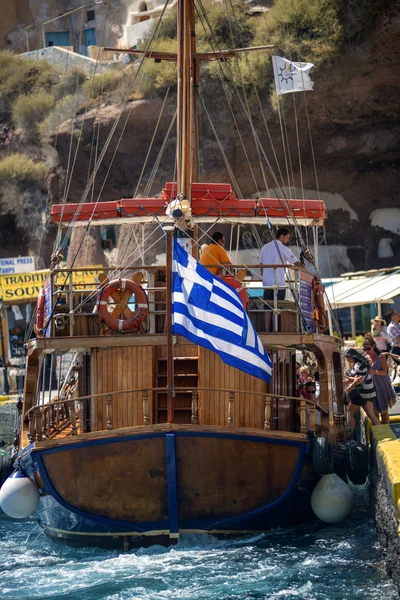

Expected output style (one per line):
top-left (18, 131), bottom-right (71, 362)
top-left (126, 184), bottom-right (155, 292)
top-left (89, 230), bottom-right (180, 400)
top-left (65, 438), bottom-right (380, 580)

top-left (0, 0), bottom-right (397, 263)
top-left (142, 0), bottom-right (343, 94)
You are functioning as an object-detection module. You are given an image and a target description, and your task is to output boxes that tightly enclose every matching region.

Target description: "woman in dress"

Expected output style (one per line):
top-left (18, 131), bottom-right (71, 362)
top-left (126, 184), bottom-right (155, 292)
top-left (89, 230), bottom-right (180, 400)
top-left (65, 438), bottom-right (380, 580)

top-left (344, 348), bottom-right (380, 430)
top-left (363, 333), bottom-right (396, 424)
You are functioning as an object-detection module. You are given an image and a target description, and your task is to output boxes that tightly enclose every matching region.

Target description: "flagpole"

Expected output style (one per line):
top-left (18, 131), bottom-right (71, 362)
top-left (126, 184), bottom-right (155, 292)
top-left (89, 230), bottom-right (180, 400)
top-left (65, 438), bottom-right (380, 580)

top-left (165, 227), bottom-right (175, 423)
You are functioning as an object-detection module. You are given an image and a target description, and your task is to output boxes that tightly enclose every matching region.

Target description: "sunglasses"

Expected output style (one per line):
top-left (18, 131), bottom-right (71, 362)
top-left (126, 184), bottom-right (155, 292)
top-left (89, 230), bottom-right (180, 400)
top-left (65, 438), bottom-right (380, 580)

top-left (308, 390), bottom-right (316, 394)
top-left (363, 346), bottom-right (372, 351)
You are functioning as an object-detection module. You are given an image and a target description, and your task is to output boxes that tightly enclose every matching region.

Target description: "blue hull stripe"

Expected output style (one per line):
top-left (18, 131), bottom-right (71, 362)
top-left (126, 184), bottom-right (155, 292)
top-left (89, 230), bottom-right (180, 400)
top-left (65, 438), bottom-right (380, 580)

top-left (34, 430), bottom-right (308, 534)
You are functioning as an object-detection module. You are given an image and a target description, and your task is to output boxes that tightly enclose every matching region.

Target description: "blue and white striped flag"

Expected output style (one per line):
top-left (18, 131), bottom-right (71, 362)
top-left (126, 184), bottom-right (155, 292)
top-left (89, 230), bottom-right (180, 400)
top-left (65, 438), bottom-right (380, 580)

top-left (172, 241), bottom-right (272, 382)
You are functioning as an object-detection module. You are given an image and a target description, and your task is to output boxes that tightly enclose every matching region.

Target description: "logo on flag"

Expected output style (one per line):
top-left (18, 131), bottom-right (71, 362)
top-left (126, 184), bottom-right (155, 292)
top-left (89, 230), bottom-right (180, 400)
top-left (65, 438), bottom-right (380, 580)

top-left (272, 56), bottom-right (314, 96)
top-left (172, 241), bottom-right (272, 382)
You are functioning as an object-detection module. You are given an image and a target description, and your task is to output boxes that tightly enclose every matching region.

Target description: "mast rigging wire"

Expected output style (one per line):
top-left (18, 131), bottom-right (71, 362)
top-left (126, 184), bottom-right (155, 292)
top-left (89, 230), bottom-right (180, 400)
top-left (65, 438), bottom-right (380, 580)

top-left (54, 0), bottom-right (172, 258)
top-left (133, 84), bottom-right (172, 198)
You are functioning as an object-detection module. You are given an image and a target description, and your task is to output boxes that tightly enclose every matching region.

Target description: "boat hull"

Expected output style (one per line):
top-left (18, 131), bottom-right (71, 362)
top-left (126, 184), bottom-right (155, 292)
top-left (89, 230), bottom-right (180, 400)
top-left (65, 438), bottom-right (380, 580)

top-left (26, 427), bottom-right (317, 549)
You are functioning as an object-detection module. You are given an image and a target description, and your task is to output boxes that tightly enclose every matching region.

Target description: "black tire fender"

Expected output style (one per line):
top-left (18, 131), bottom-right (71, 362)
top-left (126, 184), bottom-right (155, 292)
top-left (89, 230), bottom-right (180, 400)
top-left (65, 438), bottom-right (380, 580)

top-left (0, 453), bottom-right (13, 486)
top-left (313, 437), bottom-right (334, 475)
top-left (345, 441), bottom-right (369, 485)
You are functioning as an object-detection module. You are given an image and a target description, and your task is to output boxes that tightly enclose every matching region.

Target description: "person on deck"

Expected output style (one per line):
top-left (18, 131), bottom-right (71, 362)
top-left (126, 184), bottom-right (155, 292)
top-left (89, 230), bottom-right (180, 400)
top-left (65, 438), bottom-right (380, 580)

top-left (259, 227), bottom-right (303, 332)
top-left (386, 309), bottom-right (400, 363)
top-left (199, 232), bottom-right (231, 276)
top-left (305, 380), bottom-right (321, 432)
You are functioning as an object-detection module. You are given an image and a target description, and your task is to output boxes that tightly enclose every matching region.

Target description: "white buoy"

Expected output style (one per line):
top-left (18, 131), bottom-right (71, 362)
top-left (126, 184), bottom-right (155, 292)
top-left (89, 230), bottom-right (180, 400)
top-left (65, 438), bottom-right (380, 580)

top-left (311, 473), bottom-right (353, 524)
top-left (0, 471), bottom-right (40, 519)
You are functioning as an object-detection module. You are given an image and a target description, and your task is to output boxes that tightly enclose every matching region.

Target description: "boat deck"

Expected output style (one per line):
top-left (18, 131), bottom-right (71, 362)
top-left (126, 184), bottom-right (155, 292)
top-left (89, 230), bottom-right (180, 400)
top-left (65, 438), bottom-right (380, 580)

top-left (27, 331), bottom-right (339, 353)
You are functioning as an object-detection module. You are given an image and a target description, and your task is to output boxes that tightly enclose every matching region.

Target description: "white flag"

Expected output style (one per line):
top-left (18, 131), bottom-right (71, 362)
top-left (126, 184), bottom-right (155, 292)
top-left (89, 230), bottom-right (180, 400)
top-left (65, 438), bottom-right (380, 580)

top-left (272, 56), bottom-right (314, 96)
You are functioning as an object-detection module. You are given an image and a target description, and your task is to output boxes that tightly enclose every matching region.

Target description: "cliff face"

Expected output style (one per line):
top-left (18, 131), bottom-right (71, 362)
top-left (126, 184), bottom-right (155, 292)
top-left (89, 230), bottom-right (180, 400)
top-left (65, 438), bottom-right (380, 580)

top-left (2, 0), bottom-right (400, 274)
top-left (60, 1), bottom-right (399, 274)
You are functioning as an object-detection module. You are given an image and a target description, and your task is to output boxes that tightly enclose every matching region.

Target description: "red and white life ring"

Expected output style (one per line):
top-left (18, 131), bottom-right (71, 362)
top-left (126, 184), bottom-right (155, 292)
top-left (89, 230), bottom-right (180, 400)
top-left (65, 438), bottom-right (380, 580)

top-left (34, 287), bottom-right (46, 337)
top-left (97, 278), bottom-right (148, 333)
top-left (220, 275), bottom-right (249, 311)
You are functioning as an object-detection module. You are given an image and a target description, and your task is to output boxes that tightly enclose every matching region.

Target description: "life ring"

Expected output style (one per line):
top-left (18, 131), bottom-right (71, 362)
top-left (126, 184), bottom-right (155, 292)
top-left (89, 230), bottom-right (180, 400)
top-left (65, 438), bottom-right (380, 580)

top-left (220, 275), bottom-right (249, 311)
top-left (313, 436), bottom-right (334, 475)
top-left (97, 278), bottom-right (148, 333)
top-left (345, 441), bottom-right (369, 485)
top-left (34, 288), bottom-right (46, 337)
top-left (312, 277), bottom-right (328, 332)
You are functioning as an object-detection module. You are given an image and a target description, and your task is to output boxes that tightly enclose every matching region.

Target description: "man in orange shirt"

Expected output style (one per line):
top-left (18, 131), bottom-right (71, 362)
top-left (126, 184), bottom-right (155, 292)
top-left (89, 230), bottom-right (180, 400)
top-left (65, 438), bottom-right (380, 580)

top-left (199, 232), bottom-right (231, 275)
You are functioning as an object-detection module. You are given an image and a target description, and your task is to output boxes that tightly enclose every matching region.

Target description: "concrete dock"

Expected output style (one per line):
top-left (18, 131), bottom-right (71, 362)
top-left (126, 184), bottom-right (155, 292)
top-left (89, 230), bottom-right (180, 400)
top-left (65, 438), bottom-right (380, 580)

top-left (370, 413), bottom-right (400, 591)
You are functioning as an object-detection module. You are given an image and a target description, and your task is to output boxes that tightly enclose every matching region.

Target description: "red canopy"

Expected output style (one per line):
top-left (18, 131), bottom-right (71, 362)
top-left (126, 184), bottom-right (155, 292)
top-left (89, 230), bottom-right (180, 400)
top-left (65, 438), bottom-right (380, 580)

top-left (51, 182), bottom-right (327, 226)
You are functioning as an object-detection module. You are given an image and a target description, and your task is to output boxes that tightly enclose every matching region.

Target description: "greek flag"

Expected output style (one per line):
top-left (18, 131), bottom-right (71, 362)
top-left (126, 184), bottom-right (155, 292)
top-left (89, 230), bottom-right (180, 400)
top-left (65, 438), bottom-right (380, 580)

top-left (172, 241), bottom-right (272, 382)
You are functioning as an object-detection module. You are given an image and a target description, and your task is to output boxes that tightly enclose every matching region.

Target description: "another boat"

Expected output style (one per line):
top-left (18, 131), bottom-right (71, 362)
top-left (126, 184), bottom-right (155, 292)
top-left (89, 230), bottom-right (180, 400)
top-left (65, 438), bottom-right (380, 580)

top-left (1, 0), bottom-right (347, 549)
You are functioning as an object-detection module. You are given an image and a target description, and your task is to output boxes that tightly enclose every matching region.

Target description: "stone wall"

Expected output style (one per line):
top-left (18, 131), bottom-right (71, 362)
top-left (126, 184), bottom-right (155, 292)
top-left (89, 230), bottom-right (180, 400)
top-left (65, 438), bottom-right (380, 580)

top-left (20, 46), bottom-right (125, 74)
top-left (0, 400), bottom-right (17, 446)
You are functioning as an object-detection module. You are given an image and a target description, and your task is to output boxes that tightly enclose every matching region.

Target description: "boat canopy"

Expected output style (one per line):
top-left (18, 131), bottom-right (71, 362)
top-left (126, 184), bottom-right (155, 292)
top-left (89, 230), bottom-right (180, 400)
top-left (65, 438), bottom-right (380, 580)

top-left (324, 272), bottom-right (400, 308)
top-left (51, 182), bottom-right (327, 227)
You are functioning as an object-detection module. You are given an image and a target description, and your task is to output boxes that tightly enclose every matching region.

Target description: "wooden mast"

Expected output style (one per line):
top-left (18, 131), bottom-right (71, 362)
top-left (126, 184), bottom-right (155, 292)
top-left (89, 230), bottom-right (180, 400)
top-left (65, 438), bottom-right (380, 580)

top-left (177, 0), bottom-right (198, 199)
top-left (167, 0), bottom-right (198, 422)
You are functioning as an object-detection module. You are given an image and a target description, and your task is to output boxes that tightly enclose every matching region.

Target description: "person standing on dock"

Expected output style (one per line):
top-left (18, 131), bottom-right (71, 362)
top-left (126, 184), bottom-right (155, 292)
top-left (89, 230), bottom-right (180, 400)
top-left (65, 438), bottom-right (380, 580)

top-left (344, 348), bottom-right (380, 430)
top-left (386, 309), bottom-right (400, 362)
top-left (363, 334), bottom-right (396, 424)
top-left (260, 227), bottom-right (303, 332)
top-left (370, 315), bottom-right (389, 351)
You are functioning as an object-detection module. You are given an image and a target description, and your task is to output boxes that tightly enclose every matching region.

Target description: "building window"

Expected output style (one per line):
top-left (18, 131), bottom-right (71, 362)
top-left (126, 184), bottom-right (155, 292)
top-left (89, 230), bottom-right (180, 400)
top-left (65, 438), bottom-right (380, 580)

top-left (87, 10), bottom-right (95, 21)
top-left (139, 2), bottom-right (148, 12)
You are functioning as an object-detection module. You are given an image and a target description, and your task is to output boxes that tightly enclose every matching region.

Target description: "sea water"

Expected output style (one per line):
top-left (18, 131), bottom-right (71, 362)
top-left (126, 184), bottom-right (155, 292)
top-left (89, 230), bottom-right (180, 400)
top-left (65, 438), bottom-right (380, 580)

top-left (0, 514), bottom-right (396, 600)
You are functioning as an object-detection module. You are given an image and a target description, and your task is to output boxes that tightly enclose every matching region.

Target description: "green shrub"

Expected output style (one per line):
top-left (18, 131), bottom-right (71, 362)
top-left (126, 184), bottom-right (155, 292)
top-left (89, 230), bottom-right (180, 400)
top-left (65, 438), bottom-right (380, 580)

top-left (197, 0), bottom-right (255, 50)
top-left (140, 0), bottom-right (343, 95)
top-left (53, 67), bottom-right (87, 100)
top-left (0, 52), bottom-right (58, 120)
top-left (254, 0), bottom-right (342, 63)
top-left (0, 154), bottom-right (47, 186)
top-left (83, 70), bottom-right (126, 99)
top-left (12, 92), bottom-right (55, 141)
top-left (40, 92), bottom-right (85, 138)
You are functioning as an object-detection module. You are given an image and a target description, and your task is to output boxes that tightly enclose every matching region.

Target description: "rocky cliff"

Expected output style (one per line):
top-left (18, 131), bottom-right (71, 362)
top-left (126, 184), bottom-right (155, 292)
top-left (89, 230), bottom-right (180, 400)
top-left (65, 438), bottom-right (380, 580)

top-left (1, 0), bottom-right (399, 275)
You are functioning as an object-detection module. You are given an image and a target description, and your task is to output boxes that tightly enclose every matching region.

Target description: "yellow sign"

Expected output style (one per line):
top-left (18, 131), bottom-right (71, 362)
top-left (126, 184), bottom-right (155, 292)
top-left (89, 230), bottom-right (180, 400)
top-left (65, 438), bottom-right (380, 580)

top-left (0, 267), bottom-right (103, 303)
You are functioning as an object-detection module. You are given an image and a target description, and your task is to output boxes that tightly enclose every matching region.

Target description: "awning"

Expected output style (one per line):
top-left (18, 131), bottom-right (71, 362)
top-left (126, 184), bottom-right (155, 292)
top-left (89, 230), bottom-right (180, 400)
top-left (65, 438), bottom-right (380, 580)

top-left (324, 272), bottom-right (400, 308)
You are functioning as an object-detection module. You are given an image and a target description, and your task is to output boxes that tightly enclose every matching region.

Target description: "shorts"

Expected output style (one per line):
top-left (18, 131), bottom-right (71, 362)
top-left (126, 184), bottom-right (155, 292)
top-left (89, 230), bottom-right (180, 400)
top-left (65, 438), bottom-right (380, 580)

top-left (263, 289), bottom-right (285, 305)
top-left (348, 387), bottom-right (367, 407)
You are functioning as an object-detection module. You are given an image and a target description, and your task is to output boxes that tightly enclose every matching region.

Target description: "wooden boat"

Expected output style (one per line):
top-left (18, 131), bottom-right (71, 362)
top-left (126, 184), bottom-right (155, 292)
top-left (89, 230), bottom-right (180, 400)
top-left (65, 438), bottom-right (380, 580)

top-left (2, 0), bottom-right (347, 549)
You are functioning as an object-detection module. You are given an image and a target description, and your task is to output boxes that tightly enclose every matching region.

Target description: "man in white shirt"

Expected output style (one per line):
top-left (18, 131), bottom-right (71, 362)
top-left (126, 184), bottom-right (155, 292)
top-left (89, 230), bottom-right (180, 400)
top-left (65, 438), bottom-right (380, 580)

top-left (259, 227), bottom-right (303, 331)
top-left (386, 309), bottom-right (400, 363)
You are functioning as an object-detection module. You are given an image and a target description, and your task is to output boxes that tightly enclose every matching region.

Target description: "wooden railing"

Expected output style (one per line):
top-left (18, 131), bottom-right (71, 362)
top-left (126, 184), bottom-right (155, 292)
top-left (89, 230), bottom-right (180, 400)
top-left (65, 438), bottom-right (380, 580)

top-left (45, 263), bottom-right (308, 336)
top-left (24, 386), bottom-right (328, 443)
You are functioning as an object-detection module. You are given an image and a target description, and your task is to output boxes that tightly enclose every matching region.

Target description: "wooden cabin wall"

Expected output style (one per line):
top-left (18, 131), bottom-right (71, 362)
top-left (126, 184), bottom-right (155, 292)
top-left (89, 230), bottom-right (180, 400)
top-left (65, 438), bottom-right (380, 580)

top-left (275, 350), bottom-right (296, 432)
top-left (158, 343), bottom-right (198, 360)
top-left (155, 343), bottom-right (198, 424)
top-left (73, 315), bottom-right (103, 336)
top-left (90, 346), bottom-right (155, 431)
top-left (198, 348), bottom-right (267, 428)
top-left (21, 350), bottom-right (41, 446)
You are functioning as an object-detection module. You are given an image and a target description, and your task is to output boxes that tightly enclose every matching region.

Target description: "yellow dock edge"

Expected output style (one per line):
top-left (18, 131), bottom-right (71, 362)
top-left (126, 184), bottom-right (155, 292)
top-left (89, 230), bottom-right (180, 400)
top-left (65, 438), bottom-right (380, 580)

top-left (370, 418), bottom-right (400, 530)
